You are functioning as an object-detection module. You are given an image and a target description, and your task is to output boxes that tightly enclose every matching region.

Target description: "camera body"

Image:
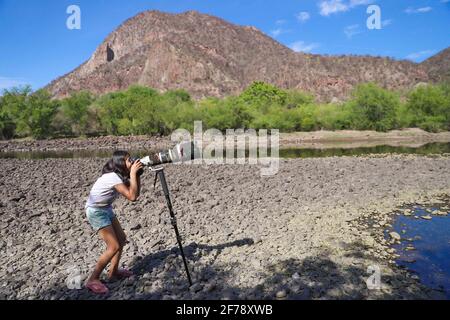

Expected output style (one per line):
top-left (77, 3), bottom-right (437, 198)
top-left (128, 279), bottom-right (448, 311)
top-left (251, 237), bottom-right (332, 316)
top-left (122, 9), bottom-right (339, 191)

top-left (128, 156), bottom-right (141, 164)
top-left (128, 156), bottom-right (145, 176)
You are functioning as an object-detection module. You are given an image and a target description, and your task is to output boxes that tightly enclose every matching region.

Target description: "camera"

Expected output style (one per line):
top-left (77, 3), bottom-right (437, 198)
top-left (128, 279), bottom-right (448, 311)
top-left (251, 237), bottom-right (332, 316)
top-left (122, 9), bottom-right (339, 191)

top-left (128, 156), bottom-right (144, 177)
top-left (130, 141), bottom-right (199, 173)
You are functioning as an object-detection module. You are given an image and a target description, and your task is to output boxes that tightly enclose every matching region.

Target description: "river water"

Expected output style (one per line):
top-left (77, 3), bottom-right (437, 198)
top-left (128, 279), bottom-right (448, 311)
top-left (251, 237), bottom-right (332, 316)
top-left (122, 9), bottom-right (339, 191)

top-left (1, 142), bottom-right (449, 159)
top-left (389, 205), bottom-right (450, 299)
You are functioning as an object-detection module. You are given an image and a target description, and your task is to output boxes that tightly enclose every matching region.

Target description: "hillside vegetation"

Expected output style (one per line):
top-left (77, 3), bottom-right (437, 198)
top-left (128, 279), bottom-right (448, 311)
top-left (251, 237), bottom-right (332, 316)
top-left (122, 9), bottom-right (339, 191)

top-left (1, 81), bottom-right (450, 140)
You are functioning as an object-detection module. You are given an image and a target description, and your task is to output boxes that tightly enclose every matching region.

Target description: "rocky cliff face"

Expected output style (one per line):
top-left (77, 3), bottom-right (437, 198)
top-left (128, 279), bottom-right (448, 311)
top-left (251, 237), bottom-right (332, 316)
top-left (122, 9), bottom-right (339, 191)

top-left (421, 47), bottom-right (450, 83)
top-left (47, 10), bottom-right (436, 102)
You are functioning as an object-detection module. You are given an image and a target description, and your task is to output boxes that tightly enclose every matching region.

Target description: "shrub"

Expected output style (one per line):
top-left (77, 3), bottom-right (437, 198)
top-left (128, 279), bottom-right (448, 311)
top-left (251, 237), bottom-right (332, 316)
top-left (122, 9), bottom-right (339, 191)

top-left (93, 85), bottom-right (161, 135)
top-left (59, 91), bottom-right (95, 136)
top-left (239, 81), bottom-right (288, 111)
top-left (405, 84), bottom-right (450, 131)
top-left (250, 104), bottom-right (302, 131)
top-left (1, 81), bottom-right (449, 140)
top-left (313, 103), bottom-right (354, 130)
top-left (285, 90), bottom-right (314, 108)
top-left (23, 90), bottom-right (59, 139)
top-left (348, 83), bottom-right (400, 132)
top-left (1, 87), bottom-right (58, 139)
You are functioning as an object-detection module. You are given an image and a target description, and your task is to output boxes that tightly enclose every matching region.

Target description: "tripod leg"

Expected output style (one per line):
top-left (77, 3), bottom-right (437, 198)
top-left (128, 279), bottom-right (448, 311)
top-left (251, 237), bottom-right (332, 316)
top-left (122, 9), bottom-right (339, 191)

top-left (157, 170), bottom-right (193, 286)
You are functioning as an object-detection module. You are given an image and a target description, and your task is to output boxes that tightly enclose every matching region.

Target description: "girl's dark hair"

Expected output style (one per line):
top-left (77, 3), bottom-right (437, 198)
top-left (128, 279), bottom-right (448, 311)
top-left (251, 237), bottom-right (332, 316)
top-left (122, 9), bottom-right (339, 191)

top-left (102, 150), bottom-right (130, 183)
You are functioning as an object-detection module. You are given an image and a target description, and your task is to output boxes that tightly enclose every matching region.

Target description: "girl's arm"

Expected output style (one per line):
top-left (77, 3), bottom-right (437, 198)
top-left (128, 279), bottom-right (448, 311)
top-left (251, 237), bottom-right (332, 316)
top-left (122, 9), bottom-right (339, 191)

top-left (115, 161), bottom-right (143, 202)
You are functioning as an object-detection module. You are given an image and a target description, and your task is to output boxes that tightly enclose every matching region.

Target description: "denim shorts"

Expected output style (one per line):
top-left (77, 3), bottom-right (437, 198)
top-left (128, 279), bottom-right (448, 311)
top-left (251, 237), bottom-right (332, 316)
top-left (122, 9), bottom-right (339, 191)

top-left (86, 207), bottom-right (116, 231)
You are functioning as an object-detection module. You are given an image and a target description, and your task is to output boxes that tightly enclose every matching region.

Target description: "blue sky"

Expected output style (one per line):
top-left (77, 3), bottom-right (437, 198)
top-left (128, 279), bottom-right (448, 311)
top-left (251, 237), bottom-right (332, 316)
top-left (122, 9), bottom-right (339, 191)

top-left (0, 0), bottom-right (449, 91)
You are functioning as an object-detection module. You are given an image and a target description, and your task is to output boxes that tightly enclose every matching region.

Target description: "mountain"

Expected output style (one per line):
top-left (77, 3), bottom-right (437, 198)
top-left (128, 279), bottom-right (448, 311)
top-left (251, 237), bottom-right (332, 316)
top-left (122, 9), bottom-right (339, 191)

top-left (47, 10), bottom-right (440, 102)
top-left (421, 48), bottom-right (450, 83)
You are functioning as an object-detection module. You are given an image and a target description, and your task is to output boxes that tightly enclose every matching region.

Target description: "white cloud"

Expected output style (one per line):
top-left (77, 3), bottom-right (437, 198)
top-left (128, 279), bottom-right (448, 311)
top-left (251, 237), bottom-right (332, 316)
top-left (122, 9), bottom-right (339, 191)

top-left (290, 41), bottom-right (320, 53)
top-left (381, 19), bottom-right (393, 27)
top-left (296, 11), bottom-right (310, 23)
top-left (271, 28), bottom-right (284, 37)
top-left (319, 0), bottom-right (349, 16)
top-left (405, 50), bottom-right (436, 61)
top-left (344, 24), bottom-right (363, 38)
top-left (441, 0), bottom-right (450, 3)
top-left (405, 6), bottom-right (432, 14)
top-left (319, 0), bottom-right (375, 16)
top-left (271, 28), bottom-right (292, 37)
top-left (349, 0), bottom-right (372, 6)
top-left (0, 77), bottom-right (28, 90)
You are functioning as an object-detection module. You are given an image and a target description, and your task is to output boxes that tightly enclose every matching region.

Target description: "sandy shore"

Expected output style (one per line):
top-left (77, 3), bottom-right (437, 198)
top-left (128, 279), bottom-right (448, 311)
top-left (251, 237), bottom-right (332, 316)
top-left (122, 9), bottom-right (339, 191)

top-left (1, 155), bottom-right (450, 300)
top-left (1, 129), bottom-right (449, 153)
top-left (280, 128), bottom-right (450, 149)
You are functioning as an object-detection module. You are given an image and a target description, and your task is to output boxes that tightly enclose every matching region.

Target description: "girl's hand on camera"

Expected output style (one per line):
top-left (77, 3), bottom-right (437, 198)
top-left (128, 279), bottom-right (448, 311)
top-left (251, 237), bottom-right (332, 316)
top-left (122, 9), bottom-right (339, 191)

top-left (130, 161), bottom-right (143, 176)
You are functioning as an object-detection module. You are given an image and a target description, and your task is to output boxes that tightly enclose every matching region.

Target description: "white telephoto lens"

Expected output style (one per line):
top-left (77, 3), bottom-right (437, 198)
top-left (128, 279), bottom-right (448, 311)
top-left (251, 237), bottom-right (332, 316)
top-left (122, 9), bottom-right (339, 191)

top-left (140, 156), bottom-right (151, 166)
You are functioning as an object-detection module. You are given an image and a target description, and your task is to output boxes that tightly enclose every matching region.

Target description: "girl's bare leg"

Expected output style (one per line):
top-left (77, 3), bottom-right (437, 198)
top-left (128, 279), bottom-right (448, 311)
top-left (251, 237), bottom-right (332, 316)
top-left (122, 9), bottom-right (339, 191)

top-left (108, 217), bottom-right (127, 279)
top-left (87, 226), bottom-right (120, 283)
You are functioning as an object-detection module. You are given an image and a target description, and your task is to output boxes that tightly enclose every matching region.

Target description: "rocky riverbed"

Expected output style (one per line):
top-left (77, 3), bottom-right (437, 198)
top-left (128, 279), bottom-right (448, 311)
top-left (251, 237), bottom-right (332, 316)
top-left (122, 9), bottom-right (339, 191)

top-left (1, 154), bottom-right (450, 300)
top-left (0, 135), bottom-right (173, 153)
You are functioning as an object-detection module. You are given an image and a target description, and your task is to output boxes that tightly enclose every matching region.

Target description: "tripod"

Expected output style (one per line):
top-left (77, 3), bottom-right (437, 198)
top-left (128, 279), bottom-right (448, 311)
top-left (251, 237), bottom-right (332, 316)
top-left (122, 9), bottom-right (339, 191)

top-left (151, 166), bottom-right (193, 287)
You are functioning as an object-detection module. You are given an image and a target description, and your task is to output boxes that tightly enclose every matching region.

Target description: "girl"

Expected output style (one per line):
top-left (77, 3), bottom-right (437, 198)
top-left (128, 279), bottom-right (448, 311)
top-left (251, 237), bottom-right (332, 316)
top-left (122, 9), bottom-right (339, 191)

top-left (84, 151), bottom-right (144, 294)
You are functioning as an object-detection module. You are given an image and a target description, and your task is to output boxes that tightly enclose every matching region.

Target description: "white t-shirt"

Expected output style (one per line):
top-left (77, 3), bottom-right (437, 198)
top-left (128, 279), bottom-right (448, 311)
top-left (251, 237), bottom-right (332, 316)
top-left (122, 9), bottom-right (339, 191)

top-left (85, 172), bottom-right (124, 209)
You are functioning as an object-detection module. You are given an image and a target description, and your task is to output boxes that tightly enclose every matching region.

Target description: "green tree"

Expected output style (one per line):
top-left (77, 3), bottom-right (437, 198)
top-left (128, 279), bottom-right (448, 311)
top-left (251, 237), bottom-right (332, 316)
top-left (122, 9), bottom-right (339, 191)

top-left (239, 81), bottom-right (288, 111)
top-left (250, 104), bottom-right (301, 131)
top-left (94, 85), bottom-right (161, 135)
top-left (198, 98), bottom-right (238, 130)
top-left (59, 91), bottom-right (95, 136)
top-left (406, 84), bottom-right (450, 132)
top-left (163, 89), bottom-right (192, 103)
top-left (157, 90), bottom-right (198, 134)
top-left (20, 89), bottom-right (59, 139)
top-left (349, 83), bottom-right (400, 131)
top-left (285, 90), bottom-right (314, 109)
top-left (314, 103), bottom-right (354, 130)
top-left (1, 87), bottom-right (58, 139)
top-left (0, 86), bottom-right (32, 139)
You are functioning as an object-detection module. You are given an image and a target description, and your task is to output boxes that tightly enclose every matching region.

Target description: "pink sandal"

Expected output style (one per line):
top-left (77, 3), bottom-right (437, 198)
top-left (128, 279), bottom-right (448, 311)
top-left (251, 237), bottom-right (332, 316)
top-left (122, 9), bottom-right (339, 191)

top-left (86, 280), bottom-right (109, 294)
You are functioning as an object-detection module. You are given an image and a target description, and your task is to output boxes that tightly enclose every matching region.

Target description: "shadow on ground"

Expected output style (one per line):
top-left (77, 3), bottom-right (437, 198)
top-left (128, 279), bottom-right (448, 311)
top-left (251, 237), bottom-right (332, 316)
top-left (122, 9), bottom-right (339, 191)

top-left (1, 237), bottom-right (438, 300)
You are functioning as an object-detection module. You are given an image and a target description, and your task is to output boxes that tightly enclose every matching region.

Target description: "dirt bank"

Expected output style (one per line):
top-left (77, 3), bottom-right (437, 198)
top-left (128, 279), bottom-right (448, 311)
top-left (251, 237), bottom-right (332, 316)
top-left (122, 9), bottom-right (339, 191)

top-left (280, 128), bottom-right (450, 149)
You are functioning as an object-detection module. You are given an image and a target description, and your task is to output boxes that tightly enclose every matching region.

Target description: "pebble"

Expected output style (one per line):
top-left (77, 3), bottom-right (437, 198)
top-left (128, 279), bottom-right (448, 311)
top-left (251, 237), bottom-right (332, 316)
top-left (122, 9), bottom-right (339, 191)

top-left (189, 283), bottom-right (203, 293)
top-left (292, 273), bottom-right (301, 280)
top-left (203, 282), bottom-right (216, 292)
top-left (403, 209), bottom-right (412, 216)
top-left (253, 236), bottom-right (262, 244)
top-left (276, 290), bottom-right (287, 299)
top-left (389, 232), bottom-right (401, 241)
